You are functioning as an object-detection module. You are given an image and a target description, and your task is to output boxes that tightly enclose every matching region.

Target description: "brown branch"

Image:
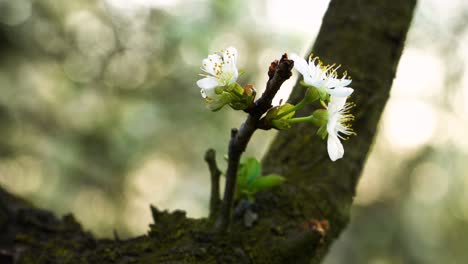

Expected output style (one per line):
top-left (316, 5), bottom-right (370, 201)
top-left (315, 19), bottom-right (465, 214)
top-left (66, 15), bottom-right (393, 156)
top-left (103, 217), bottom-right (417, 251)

top-left (204, 148), bottom-right (222, 220)
top-left (214, 54), bottom-right (294, 233)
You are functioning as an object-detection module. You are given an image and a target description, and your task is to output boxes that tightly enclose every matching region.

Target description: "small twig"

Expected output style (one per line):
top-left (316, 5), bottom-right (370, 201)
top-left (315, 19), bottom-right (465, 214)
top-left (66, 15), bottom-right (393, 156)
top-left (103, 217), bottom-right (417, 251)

top-left (113, 229), bottom-right (121, 242)
top-left (204, 148), bottom-right (222, 220)
top-left (214, 54), bottom-right (293, 233)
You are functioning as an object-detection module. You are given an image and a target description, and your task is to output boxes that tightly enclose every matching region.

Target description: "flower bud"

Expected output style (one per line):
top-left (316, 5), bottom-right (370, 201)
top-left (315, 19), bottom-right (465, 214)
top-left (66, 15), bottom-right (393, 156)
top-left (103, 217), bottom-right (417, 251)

top-left (265, 103), bottom-right (296, 130)
top-left (310, 109), bottom-right (329, 127)
top-left (228, 82), bottom-right (244, 94)
top-left (243, 84), bottom-right (256, 97)
top-left (310, 109), bottom-right (329, 139)
top-left (205, 92), bottom-right (234, 111)
top-left (242, 84), bottom-right (256, 106)
top-left (271, 119), bottom-right (291, 130)
top-left (229, 84), bottom-right (256, 110)
top-left (304, 87), bottom-right (320, 103)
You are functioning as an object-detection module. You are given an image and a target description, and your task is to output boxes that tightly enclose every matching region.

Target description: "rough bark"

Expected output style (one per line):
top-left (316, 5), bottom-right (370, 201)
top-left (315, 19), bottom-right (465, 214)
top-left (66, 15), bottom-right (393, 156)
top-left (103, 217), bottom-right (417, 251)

top-left (0, 0), bottom-right (416, 263)
top-left (262, 0), bottom-right (416, 261)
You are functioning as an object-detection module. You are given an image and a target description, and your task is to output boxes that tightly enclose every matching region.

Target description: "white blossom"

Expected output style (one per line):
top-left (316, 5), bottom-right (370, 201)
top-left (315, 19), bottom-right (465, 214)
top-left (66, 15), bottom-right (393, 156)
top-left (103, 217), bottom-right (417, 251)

top-left (326, 96), bottom-right (355, 161)
top-left (197, 47), bottom-right (238, 97)
top-left (200, 87), bottom-right (233, 111)
top-left (290, 53), bottom-right (353, 98)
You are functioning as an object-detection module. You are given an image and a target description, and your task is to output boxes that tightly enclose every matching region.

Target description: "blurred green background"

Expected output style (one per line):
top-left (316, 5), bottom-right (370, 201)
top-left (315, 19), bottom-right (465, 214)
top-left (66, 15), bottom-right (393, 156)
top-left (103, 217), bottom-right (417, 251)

top-left (0, 0), bottom-right (467, 263)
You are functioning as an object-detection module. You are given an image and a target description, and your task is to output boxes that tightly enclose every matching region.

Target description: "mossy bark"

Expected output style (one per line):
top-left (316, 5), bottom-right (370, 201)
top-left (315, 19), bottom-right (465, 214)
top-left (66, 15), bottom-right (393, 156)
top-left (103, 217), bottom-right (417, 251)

top-left (0, 0), bottom-right (416, 263)
top-left (262, 0), bottom-right (417, 261)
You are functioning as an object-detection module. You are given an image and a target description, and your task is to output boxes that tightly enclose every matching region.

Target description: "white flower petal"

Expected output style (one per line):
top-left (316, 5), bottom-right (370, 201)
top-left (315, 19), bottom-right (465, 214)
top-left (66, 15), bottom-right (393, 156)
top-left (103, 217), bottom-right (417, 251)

top-left (201, 54), bottom-right (223, 76)
top-left (290, 53), bottom-right (310, 78)
top-left (308, 57), bottom-right (323, 77)
top-left (327, 134), bottom-right (344, 161)
top-left (328, 96), bottom-right (347, 111)
top-left (311, 79), bottom-right (326, 89)
top-left (200, 89), bottom-right (207, 98)
top-left (337, 78), bottom-right (352, 87)
top-left (327, 75), bottom-right (351, 87)
top-left (221, 61), bottom-right (238, 84)
top-left (328, 87), bottom-right (354, 97)
top-left (197, 77), bottom-right (220, 90)
top-left (326, 111), bottom-right (339, 134)
top-left (224, 47), bottom-right (238, 64)
top-left (217, 47), bottom-right (238, 85)
top-left (201, 86), bottom-right (220, 99)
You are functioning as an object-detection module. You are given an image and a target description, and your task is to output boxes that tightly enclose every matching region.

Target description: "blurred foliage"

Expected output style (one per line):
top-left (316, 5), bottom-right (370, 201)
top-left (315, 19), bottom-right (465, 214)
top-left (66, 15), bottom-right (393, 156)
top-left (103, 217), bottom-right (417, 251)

top-left (0, 0), bottom-right (308, 237)
top-left (1, 0), bottom-right (468, 263)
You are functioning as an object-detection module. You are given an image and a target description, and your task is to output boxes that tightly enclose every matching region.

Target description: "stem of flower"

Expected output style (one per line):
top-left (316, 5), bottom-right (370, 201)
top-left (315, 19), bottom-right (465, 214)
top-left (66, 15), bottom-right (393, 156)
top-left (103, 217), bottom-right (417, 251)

top-left (287, 114), bottom-right (326, 127)
top-left (286, 116), bottom-right (313, 124)
top-left (275, 99), bottom-right (307, 120)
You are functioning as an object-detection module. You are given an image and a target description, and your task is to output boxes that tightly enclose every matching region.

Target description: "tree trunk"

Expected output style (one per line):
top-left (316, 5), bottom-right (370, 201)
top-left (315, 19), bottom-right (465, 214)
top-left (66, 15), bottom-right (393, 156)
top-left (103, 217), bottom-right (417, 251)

top-left (262, 0), bottom-right (416, 261)
top-left (0, 0), bottom-right (416, 263)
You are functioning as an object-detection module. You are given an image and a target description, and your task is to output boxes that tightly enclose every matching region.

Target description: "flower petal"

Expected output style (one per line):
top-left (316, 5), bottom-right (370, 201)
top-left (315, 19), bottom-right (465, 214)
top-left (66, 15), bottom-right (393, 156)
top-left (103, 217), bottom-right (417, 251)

top-left (327, 87), bottom-right (354, 97)
top-left (327, 134), bottom-right (344, 161)
top-left (201, 54), bottom-right (223, 76)
top-left (200, 87), bottom-right (218, 99)
top-left (220, 47), bottom-right (239, 84)
top-left (197, 77), bottom-right (220, 90)
top-left (290, 53), bottom-right (310, 78)
top-left (328, 96), bottom-right (348, 112)
top-left (337, 78), bottom-right (352, 87)
top-left (224, 47), bottom-right (238, 64)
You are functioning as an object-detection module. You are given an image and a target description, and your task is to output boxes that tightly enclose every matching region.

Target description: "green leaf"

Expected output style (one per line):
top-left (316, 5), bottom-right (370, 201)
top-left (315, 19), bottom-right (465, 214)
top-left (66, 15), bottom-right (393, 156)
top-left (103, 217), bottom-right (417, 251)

top-left (236, 162), bottom-right (248, 188)
top-left (236, 157), bottom-right (261, 189)
top-left (243, 157), bottom-right (262, 186)
top-left (249, 174), bottom-right (285, 193)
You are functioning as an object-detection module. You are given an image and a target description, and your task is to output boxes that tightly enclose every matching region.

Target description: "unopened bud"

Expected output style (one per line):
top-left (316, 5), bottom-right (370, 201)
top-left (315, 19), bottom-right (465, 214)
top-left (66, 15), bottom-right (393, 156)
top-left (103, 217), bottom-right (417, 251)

top-left (206, 92), bottom-right (235, 111)
top-left (243, 84), bottom-right (256, 97)
top-left (265, 103), bottom-right (296, 130)
top-left (271, 119), bottom-right (291, 130)
top-left (311, 109), bottom-right (329, 127)
top-left (304, 87), bottom-right (320, 103)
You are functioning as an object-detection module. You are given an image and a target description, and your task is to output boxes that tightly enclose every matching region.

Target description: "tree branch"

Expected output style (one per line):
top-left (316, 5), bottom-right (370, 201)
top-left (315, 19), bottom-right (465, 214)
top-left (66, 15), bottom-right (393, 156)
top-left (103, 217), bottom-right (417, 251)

top-left (204, 148), bottom-right (222, 220)
top-left (215, 54), bottom-right (294, 233)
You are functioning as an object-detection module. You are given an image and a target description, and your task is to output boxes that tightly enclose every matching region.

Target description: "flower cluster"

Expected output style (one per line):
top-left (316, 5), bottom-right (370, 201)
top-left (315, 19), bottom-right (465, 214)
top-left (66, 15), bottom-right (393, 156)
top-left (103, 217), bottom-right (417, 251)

top-left (196, 48), bottom-right (356, 161)
top-left (324, 96), bottom-right (356, 161)
top-left (290, 53), bottom-right (353, 98)
top-left (288, 53), bottom-right (356, 161)
top-left (196, 47), bottom-right (255, 111)
top-left (197, 47), bottom-right (238, 93)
